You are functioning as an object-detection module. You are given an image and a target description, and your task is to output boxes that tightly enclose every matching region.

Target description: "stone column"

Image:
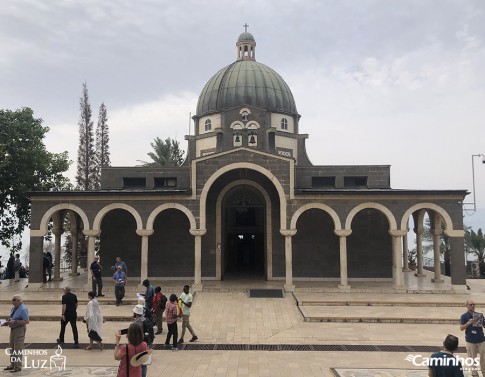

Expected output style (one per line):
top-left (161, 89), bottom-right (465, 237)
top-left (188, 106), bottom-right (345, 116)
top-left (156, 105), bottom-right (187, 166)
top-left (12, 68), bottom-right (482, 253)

top-left (189, 229), bottom-right (207, 292)
top-left (414, 227), bottom-right (426, 277)
top-left (431, 228), bottom-right (444, 283)
top-left (52, 228), bottom-right (63, 282)
top-left (389, 230), bottom-right (407, 289)
top-left (26, 234), bottom-right (44, 289)
top-left (70, 227), bottom-right (80, 276)
top-left (334, 229), bottom-right (352, 290)
top-left (83, 230), bottom-right (101, 289)
top-left (280, 229), bottom-right (297, 292)
top-left (402, 233), bottom-right (409, 271)
top-left (136, 230), bottom-right (154, 285)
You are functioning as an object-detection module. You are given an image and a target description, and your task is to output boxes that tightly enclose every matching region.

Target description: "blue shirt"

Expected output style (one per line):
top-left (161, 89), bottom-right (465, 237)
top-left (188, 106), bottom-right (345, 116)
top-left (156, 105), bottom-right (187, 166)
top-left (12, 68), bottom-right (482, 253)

top-left (428, 351), bottom-right (464, 377)
top-left (113, 271), bottom-right (126, 286)
top-left (10, 303), bottom-right (29, 328)
top-left (114, 261), bottom-right (127, 274)
top-left (461, 311), bottom-right (485, 343)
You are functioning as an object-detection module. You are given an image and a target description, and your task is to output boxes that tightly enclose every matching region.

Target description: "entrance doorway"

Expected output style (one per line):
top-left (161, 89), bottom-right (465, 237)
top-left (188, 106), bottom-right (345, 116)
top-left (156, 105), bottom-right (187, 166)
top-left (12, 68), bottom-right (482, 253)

top-left (222, 185), bottom-right (265, 279)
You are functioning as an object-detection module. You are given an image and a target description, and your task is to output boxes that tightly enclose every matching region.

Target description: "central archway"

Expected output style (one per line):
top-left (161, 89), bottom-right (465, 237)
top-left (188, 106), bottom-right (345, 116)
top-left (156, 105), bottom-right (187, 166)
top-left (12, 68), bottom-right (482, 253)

top-left (222, 185), bottom-right (266, 279)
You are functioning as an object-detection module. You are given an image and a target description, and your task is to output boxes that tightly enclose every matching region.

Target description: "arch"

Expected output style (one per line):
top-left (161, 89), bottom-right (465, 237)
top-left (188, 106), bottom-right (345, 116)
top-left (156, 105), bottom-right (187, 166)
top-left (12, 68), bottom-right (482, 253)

top-left (401, 203), bottom-right (455, 233)
top-left (92, 203), bottom-right (143, 230)
top-left (146, 203), bottom-right (196, 231)
top-left (345, 202), bottom-right (397, 230)
top-left (35, 204), bottom-right (90, 236)
top-left (216, 179), bottom-right (273, 280)
top-left (199, 162), bottom-right (288, 230)
top-left (290, 203), bottom-right (342, 231)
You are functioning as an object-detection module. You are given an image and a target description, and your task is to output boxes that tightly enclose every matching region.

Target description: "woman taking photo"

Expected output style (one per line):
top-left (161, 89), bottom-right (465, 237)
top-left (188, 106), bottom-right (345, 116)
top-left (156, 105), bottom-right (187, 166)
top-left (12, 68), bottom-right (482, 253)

top-left (114, 323), bottom-right (148, 377)
top-left (83, 291), bottom-right (103, 350)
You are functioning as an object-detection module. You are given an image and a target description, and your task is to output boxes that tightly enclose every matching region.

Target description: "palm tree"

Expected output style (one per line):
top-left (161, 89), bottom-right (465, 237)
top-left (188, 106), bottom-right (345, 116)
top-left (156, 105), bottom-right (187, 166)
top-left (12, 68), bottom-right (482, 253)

top-left (139, 137), bottom-right (185, 167)
top-left (466, 228), bottom-right (485, 263)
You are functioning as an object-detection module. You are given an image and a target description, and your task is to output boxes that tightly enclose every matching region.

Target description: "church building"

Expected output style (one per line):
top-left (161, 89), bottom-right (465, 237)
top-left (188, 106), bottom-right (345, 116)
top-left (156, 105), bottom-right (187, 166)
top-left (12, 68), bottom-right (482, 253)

top-left (28, 30), bottom-right (467, 292)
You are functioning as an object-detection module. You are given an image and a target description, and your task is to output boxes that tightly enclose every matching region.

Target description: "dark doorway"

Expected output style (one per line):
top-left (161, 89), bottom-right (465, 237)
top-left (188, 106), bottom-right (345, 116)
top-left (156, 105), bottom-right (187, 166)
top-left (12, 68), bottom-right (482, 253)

top-left (223, 185), bottom-right (265, 279)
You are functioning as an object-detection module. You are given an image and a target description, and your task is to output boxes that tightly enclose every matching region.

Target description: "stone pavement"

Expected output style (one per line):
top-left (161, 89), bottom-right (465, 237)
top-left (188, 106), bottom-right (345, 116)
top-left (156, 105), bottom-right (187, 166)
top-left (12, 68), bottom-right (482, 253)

top-left (0, 272), bottom-right (483, 376)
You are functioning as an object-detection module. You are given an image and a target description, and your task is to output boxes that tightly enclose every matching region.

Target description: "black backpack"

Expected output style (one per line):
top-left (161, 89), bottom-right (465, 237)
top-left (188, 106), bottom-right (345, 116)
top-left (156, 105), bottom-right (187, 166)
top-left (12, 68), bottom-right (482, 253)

top-left (160, 294), bottom-right (168, 310)
top-left (142, 316), bottom-right (155, 346)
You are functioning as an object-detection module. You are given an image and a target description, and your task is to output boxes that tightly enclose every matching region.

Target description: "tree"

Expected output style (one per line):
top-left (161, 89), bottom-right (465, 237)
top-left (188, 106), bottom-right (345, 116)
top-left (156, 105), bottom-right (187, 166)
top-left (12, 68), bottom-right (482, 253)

top-left (0, 108), bottom-right (71, 252)
top-left (466, 228), bottom-right (485, 263)
top-left (94, 102), bottom-right (110, 189)
top-left (76, 82), bottom-right (97, 190)
top-left (140, 137), bottom-right (185, 166)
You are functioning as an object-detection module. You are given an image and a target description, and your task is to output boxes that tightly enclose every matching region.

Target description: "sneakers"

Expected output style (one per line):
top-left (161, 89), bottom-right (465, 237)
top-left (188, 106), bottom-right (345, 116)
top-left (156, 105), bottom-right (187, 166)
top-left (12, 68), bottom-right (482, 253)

top-left (163, 343), bottom-right (172, 349)
top-left (190, 336), bottom-right (198, 342)
top-left (97, 294), bottom-right (105, 297)
top-left (172, 347), bottom-right (179, 351)
top-left (56, 339), bottom-right (64, 344)
top-left (155, 330), bottom-right (163, 335)
top-left (178, 338), bottom-right (184, 344)
top-left (74, 342), bottom-right (79, 349)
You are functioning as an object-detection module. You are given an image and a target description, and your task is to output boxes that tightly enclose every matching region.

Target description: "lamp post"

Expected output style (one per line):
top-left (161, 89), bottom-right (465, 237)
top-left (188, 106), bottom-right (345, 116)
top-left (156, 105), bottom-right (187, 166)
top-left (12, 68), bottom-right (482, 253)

top-left (466, 154), bottom-right (485, 214)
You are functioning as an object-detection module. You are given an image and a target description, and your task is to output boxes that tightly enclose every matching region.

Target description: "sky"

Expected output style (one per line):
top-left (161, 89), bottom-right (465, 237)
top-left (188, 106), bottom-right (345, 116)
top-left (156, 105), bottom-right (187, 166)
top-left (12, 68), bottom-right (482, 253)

top-left (1, 0), bottom-right (485, 258)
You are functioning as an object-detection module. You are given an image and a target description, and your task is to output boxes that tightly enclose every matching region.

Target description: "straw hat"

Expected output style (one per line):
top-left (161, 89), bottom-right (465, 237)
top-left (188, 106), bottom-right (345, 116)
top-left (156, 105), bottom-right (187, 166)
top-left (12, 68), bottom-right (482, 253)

top-left (130, 349), bottom-right (153, 367)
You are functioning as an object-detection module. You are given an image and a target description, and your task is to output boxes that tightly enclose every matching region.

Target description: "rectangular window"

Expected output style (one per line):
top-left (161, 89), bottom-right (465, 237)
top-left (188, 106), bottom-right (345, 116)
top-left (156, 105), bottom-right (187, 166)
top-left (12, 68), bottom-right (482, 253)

top-left (123, 177), bottom-right (146, 188)
top-left (154, 177), bottom-right (177, 188)
top-left (344, 176), bottom-right (368, 188)
top-left (312, 176), bottom-right (336, 188)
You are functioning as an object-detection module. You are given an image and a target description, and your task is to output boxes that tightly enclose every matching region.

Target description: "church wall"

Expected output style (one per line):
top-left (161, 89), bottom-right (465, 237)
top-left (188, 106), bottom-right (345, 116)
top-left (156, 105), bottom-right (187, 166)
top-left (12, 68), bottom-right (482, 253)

top-left (347, 209), bottom-right (393, 278)
top-left (99, 209), bottom-right (141, 276)
top-left (270, 113), bottom-right (295, 133)
top-left (292, 209), bottom-right (340, 277)
top-left (275, 134), bottom-right (297, 159)
top-left (295, 166), bottom-right (391, 189)
top-left (271, 206), bottom-right (285, 277)
top-left (198, 114), bottom-right (222, 135)
top-left (149, 209), bottom-right (194, 277)
top-left (196, 135), bottom-right (218, 157)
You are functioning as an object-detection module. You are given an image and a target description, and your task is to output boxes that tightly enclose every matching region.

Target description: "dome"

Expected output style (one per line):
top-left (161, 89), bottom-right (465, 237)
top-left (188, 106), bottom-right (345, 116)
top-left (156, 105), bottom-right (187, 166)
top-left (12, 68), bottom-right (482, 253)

top-left (237, 32), bottom-right (255, 43)
top-left (196, 32), bottom-right (297, 117)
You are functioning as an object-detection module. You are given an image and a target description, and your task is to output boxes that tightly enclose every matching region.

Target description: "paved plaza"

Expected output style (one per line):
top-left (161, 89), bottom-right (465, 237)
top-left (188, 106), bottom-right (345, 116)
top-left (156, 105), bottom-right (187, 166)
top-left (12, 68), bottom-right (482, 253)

top-left (0, 271), bottom-right (483, 376)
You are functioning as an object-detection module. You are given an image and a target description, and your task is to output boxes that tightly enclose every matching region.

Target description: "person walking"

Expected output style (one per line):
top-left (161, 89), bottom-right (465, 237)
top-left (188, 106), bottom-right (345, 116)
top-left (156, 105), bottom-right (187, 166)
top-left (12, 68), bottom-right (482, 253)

top-left (164, 294), bottom-right (179, 351)
top-left (428, 334), bottom-right (464, 377)
top-left (6, 253), bottom-right (14, 279)
top-left (178, 284), bottom-right (198, 344)
top-left (84, 291), bottom-right (104, 350)
top-left (132, 304), bottom-right (154, 377)
top-left (45, 251), bottom-right (53, 281)
top-left (57, 287), bottom-right (79, 348)
top-left (90, 255), bottom-right (104, 297)
top-left (152, 286), bottom-right (165, 335)
top-left (1, 295), bottom-right (30, 373)
top-left (13, 254), bottom-right (21, 282)
top-left (113, 265), bottom-right (127, 306)
top-left (460, 299), bottom-right (485, 377)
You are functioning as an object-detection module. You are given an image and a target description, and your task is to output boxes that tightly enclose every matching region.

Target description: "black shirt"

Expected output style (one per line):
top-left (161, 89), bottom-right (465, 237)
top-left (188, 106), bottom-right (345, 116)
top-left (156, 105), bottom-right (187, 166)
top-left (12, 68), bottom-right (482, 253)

top-left (62, 292), bottom-right (78, 318)
top-left (90, 261), bottom-right (102, 278)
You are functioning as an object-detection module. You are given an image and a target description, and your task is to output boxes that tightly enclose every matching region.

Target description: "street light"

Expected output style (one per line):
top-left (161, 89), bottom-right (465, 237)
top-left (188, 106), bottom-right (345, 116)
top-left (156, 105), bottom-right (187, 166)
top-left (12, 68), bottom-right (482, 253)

top-left (465, 154), bottom-right (485, 214)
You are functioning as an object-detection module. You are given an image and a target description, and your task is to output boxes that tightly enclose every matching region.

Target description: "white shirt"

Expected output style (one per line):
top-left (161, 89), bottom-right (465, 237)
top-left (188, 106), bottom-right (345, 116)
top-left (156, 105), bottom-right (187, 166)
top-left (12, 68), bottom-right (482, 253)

top-left (180, 292), bottom-right (193, 316)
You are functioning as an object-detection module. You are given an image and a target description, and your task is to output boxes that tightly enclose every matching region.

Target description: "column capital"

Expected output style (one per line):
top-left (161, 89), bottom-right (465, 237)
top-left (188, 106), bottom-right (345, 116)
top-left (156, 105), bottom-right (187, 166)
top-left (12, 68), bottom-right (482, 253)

top-left (334, 229), bottom-right (352, 237)
top-left (136, 229), bottom-right (154, 237)
top-left (83, 229), bottom-right (101, 237)
top-left (280, 229), bottom-right (297, 237)
top-left (388, 229), bottom-right (407, 237)
top-left (52, 228), bottom-right (63, 236)
top-left (413, 227), bottom-right (424, 235)
top-left (190, 229), bottom-right (207, 237)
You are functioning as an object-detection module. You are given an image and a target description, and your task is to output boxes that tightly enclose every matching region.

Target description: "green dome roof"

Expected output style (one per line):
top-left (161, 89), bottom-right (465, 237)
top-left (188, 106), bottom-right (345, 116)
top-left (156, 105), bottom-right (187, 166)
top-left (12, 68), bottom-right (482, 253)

top-left (237, 32), bottom-right (255, 43)
top-left (196, 60), bottom-right (298, 117)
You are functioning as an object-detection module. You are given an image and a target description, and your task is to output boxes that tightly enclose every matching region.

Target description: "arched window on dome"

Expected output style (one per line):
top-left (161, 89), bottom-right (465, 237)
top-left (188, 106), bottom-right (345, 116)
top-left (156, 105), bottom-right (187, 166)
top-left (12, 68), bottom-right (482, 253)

top-left (281, 118), bottom-right (288, 131)
top-left (242, 111), bottom-right (249, 122)
top-left (205, 119), bottom-right (212, 132)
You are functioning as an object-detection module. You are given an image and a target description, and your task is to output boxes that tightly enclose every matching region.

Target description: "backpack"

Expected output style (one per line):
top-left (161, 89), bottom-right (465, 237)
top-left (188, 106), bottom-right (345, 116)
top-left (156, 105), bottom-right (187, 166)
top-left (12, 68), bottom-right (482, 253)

top-left (142, 317), bottom-right (155, 346)
top-left (160, 294), bottom-right (167, 310)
